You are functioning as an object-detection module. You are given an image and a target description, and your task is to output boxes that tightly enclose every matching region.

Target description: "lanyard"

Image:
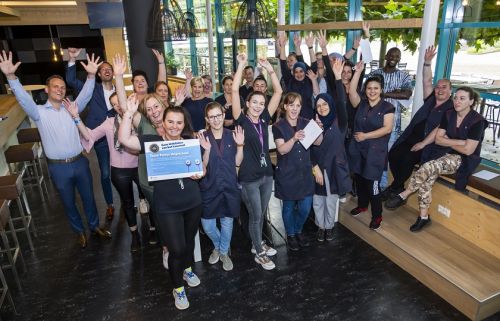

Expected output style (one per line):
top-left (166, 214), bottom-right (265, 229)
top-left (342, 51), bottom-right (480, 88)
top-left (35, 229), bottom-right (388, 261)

top-left (246, 116), bottom-right (264, 153)
top-left (208, 130), bottom-right (225, 157)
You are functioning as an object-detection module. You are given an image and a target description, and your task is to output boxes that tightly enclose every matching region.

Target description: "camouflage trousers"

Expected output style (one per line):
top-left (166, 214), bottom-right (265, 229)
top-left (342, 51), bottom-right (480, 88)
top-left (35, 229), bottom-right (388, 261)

top-left (407, 154), bottom-right (462, 209)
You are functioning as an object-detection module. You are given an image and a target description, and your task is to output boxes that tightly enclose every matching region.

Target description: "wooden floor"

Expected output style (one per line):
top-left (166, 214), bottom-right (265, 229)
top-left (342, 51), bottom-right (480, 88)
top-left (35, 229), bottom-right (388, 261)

top-left (339, 199), bottom-right (500, 321)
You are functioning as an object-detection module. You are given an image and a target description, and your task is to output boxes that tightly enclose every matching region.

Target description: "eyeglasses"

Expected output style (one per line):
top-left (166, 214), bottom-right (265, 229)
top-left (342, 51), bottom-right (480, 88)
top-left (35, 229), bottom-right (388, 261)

top-left (207, 114), bottom-right (223, 121)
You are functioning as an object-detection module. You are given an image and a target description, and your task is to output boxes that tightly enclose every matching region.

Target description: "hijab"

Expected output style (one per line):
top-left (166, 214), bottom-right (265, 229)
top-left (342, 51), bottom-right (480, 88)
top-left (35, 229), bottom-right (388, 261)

top-left (315, 93), bottom-right (336, 129)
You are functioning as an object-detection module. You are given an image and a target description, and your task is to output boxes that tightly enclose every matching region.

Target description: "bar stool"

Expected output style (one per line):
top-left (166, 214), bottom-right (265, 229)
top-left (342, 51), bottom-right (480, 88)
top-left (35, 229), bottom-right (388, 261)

top-left (4, 142), bottom-right (49, 202)
top-left (0, 175), bottom-right (37, 251)
top-left (0, 199), bottom-right (26, 291)
top-left (0, 257), bottom-right (17, 315)
top-left (17, 127), bottom-right (50, 180)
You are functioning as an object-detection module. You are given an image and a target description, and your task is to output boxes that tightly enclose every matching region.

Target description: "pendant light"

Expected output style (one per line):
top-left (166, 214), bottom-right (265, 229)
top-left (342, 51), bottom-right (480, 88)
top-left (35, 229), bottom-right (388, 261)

top-left (234, 0), bottom-right (273, 39)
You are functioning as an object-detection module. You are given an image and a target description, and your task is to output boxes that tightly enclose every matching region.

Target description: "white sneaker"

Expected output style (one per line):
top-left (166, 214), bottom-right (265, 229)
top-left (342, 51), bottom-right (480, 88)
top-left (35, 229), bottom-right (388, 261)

top-left (173, 288), bottom-right (189, 310)
top-left (254, 252), bottom-right (275, 270)
top-left (208, 249), bottom-right (220, 265)
top-left (339, 195), bottom-right (347, 203)
top-left (162, 250), bottom-right (169, 269)
top-left (183, 269), bottom-right (201, 287)
top-left (139, 198), bottom-right (149, 214)
top-left (220, 254), bottom-right (233, 271)
top-left (251, 241), bottom-right (277, 256)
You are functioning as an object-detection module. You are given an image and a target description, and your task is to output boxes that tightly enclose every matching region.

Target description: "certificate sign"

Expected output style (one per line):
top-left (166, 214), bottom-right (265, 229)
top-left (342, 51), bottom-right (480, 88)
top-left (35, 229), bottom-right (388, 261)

top-left (299, 119), bottom-right (324, 150)
top-left (145, 139), bottom-right (203, 181)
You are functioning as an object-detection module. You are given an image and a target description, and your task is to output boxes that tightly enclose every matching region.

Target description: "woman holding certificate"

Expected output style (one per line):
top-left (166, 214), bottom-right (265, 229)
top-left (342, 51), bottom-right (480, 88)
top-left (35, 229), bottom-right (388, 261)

top-left (272, 92), bottom-right (323, 251)
top-left (231, 53), bottom-right (282, 271)
top-left (118, 94), bottom-right (203, 311)
top-left (347, 61), bottom-right (394, 230)
top-left (311, 59), bottom-right (351, 243)
top-left (197, 102), bottom-right (244, 271)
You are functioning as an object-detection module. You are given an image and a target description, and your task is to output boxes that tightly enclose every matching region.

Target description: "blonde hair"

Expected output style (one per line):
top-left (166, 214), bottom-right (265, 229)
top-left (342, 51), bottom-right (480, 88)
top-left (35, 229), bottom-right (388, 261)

top-left (139, 93), bottom-right (167, 117)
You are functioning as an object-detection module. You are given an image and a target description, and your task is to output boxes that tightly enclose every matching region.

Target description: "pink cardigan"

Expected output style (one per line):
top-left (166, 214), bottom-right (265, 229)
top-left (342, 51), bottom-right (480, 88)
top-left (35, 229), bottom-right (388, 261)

top-left (80, 117), bottom-right (139, 168)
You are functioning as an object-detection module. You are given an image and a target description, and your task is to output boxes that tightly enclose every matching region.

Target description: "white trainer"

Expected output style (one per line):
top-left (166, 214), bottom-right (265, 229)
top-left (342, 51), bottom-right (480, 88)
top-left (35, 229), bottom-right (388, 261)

top-left (254, 252), bottom-right (275, 270)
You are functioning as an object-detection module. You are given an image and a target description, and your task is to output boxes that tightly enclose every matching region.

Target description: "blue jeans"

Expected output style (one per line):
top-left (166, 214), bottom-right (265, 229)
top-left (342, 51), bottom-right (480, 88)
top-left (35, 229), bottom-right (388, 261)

top-left (48, 156), bottom-right (99, 233)
top-left (380, 129), bottom-right (398, 190)
top-left (201, 217), bottom-right (234, 255)
top-left (282, 196), bottom-right (313, 236)
top-left (94, 139), bottom-right (113, 205)
top-left (241, 175), bottom-right (273, 254)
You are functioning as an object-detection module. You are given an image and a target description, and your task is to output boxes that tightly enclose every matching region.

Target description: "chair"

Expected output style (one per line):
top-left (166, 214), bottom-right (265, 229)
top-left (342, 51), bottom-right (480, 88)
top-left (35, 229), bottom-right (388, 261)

top-left (4, 142), bottom-right (49, 202)
top-left (16, 128), bottom-right (50, 180)
top-left (0, 175), bottom-right (37, 251)
top-left (484, 101), bottom-right (500, 145)
top-left (369, 60), bottom-right (379, 71)
top-left (0, 199), bottom-right (26, 291)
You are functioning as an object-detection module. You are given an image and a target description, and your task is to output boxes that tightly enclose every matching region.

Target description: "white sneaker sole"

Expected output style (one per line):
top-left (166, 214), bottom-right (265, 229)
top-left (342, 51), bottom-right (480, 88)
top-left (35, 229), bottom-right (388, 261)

top-left (173, 290), bottom-right (189, 310)
top-left (183, 276), bottom-right (201, 287)
top-left (254, 257), bottom-right (275, 270)
top-left (250, 247), bottom-right (277, 257)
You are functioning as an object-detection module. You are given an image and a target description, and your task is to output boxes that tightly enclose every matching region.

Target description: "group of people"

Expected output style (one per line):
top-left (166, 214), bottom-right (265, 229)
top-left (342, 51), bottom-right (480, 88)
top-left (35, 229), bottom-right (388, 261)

top-left (0, 23), bottom-right (487, 310)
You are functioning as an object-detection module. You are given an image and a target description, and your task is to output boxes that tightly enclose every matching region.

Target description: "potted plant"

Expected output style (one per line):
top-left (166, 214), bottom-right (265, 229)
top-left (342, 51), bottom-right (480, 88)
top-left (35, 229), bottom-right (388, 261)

top-left (165, 51), bottom-right (180, 76)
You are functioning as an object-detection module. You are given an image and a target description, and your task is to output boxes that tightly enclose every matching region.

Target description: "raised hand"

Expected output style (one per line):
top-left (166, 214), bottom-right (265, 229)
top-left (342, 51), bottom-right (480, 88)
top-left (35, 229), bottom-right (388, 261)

top-left (233, 125), bottom-right (245, 146)
top-left (175, 87), bottom-right (187, 105)
top-left (125, 93), bottom-right (139, 114)
top-left (316, 30), bottom-right (328, 49)
top-left (305, 32), bottom-right (315, 48)
top-left (152, 49), bottom-right (164, 64)
top-left (197, 131), bottom-right (211, 150)
top-left (80, 53), bottom-right (103, 76)
top-left (293, 33), bottom-right (302, 48)
top-left (353, 37), bottom-right (361, 50)
top-left (184, 68), bottom-right (193, 80)
top-left (278, 33), bottom-right (287, 48)
top-left (258, 58), bottom-right (273, 73)
top-left (306, 69), bottom-right (318, 81)
top-left (362, 21), bottom-right (371, 38)
top-left (332, 58), bottom-right (345, 79)
top-left (0, 51), bottom-right (21, 78)
top-left (354, 60), bottom-right (365, 73)
top-left (67, 48), bottom-right (82, 61)
top-left (112, 53), bottom-right (127, 76)
top-left (62, 98), bottom-right (79, 118)
top-left (424, 45), bottom-right (437, 63)
top-left (236, 53), bottom-right (248, 66)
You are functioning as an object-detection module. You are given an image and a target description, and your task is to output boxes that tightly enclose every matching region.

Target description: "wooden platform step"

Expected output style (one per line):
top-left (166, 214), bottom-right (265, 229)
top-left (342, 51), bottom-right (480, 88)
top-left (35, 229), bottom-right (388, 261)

top-left (339, 200), bottom-right (500, 321)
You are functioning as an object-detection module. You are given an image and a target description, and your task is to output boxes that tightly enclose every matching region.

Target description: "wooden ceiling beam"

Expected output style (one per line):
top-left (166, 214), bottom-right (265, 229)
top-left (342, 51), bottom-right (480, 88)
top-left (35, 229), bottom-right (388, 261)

top-left (277, 18), bottom-right (424, 31)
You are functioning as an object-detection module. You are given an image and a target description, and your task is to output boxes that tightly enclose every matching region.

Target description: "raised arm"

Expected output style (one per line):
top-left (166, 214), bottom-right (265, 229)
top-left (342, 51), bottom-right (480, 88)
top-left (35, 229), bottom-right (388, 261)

top-left (183, 68), bottom-right (193, 98)
top-left (0, 51), bottom-right (40, 121)
top-left (231, 54), bottom-right (247, 120)
top-left (75, 53), bottom-right (100, 112)
top-left (233, 126), bottom-right (244, 166)
top-left (332, 59), bottom-right (348, 130)
top-left (62, 98), bottom-right (92, 141)
top-left (423, 45), bottom-right (437, 99)
top-left (259, 58), bottom-right (283, 117)
top-left (293, 33), bottom-right (303, 57)
top-left (197, 132), bottom-right (211, 167)
top-left (65, 47), bottom-right (84, 92)
top-left (305, 32), bottom-right (316, 65)
top-left (152, 49), bottom-right (167, 82)
top-left (306, 70), bottom-right (320, 97)
top-left (349, 61), bottom-right (364, 108)
top-left (118, 94), bottom-right (142, 151)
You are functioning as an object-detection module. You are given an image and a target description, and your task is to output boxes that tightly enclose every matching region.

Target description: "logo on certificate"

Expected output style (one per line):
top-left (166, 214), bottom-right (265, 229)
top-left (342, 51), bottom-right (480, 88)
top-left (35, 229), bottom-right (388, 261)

top-left (149, 144), bottom-right (159, 153)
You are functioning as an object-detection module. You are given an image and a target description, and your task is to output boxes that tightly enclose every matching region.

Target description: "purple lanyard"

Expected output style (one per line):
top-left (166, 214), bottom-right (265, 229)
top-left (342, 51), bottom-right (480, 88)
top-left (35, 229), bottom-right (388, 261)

top-left (247, 116), bottom-right (264, 154)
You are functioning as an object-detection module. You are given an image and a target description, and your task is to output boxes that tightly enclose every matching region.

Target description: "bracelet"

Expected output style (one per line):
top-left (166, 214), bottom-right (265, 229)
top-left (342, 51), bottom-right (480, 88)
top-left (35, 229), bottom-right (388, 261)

top-left (423, 63), bottom-right (431, 67)
top-left (308, 46), bottom-right (313, 50)
top-left (352, 47), bottom-right (357, 51)
top-left (237, 144), bottom-right (245, 147)
top-left (159, 62), bottom-right (164, 64)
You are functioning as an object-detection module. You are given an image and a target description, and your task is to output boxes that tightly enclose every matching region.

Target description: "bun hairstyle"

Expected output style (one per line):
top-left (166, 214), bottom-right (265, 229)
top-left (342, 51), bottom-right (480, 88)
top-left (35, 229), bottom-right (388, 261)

top-left (162, 106), bottom-right (194, 138)
top-left (365, 74), bottom-right (384, 90)
top-left (455, 86), bottom-right (480, 109)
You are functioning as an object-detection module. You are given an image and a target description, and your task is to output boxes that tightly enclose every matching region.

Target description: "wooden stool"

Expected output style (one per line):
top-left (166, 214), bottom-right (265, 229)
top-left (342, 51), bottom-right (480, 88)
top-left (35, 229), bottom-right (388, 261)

top-left (0, 199), bottom-right (26, 291)
top-left (4, 142), bottom-right (49, 202)
top-left (0, 257), bottom-right (17, 315)
top-left (0, 175), bottom-right (37, 251)
top-left (17, 128), bottom-right (50, 180)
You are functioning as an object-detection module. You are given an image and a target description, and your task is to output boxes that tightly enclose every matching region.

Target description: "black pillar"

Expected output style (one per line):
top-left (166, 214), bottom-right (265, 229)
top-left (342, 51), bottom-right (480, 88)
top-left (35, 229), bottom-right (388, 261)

top-left (122, 0), bottom-right (159, 85)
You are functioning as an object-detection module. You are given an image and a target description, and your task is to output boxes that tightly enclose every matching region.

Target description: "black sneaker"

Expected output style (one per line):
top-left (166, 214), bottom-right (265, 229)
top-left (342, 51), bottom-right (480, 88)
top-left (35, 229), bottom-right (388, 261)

top-left (316, 229), bottom-right (325, 242)
top-left (296, 233), bottom-right (310, 247)
top-left (369, 216), bottom-right (383, 230)
top-left (130, 230), bottom-right (141, 252)
top-left (287, 236), bottom-right (300, 251)
top-left (385, 194), bottom-right (407, 210)
top-left (380, 187), bottom-right (396, 201)
top-left (350, 207), bottom-right (368, 216)
top-left (325, 229), bottom-right (334, 241)
top-left (410, 216), bottom-right (431, 232)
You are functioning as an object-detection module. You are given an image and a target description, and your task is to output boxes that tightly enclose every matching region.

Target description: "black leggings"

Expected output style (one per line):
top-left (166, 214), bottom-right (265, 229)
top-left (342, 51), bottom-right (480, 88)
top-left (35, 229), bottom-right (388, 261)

top-left (388, 141), bottom-right (422, 192)
top-left (355, 173), bottom-right (382, 218)
top-left (155, 205), bottom-right (202, 288)
top-left (110, 167), bottom-right (144, 228)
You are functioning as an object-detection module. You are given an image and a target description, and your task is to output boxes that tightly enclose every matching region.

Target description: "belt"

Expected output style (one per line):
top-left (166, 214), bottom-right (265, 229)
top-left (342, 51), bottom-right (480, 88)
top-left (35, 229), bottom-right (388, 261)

top-left (47, 153), bottom-right (84, 164)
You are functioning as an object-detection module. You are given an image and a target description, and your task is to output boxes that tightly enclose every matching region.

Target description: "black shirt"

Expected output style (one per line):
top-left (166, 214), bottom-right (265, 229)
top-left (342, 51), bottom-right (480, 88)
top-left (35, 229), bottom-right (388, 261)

top-left (138, 134), bottom-right (202, 214)
top-left (235, 110), bottom-right (273, 182)
top-left (439, 115), bottom-right (484, 156)
top-left (182, 97), bottom-right (213, 131)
